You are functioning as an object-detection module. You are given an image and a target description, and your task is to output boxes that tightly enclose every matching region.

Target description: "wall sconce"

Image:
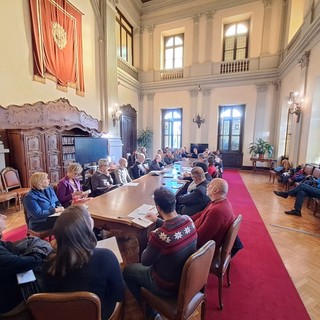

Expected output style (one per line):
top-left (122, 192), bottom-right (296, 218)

top-left (192, 113), bottom-right (205, 128)
top-left (288, 92), bottom-right (302, 123)
top-left (110, 106), bottom-right (121, 127)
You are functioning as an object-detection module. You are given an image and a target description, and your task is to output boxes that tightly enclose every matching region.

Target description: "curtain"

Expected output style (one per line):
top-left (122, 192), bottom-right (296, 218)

top-left (29, 0), bottom-right (84, 96)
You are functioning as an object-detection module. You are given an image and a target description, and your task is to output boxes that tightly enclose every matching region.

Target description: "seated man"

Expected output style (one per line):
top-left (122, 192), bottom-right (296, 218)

top-left (0, 214), bottom-right (52, 317)
top-left (274, 178), bottom-right (320, 216)
top-left (176, 167), bottom-right (211, 216)
top-left (131, 153), bottom-right (149, 179)
top-left (113, 158), bottom-right (132, 185)
top-left (191, 178), bottom-right (240, 255)
top-left (149, 154), bottom-right (165, 171)
top-left (123, 187), bottom-right (197, 318)
top-left (90, 158), bottom-right (116, 197)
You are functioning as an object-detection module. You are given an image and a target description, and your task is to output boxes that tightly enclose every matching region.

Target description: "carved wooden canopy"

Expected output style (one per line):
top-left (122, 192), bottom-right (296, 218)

top-left (0, 98), bottom-right (101, 134)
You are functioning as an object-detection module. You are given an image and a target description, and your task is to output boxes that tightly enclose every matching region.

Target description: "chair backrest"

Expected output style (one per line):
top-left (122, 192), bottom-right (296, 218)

top-left (303, 164), bottom-right (315, 176)
top-left (176, 240), bottom-right (215, 318)
top-left (216, 215), bottom-right (243, 273)
top-left (0, 176), bottom-right (6, 193)
top-left (1, 167), bottom-right (22, 191)
top-left (27, 291), bottom-right (101, 320)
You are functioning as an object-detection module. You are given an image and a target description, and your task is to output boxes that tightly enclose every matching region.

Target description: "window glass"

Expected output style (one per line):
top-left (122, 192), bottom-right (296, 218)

top-left (162, 109), bottom-right (182, 149)
top-left (164, 34), bottom-right (184, 70)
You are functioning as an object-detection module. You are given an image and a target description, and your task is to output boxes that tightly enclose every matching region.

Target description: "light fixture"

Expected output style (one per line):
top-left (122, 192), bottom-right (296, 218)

top-left (288, 92), bottom-right (302, 123)
top-left (192, 113), bottom-right (205, 128)
top-left (110, 104), bottom-right (121, 127)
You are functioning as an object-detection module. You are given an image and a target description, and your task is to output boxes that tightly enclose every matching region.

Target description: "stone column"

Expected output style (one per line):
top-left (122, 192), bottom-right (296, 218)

top-left (261, 0), bottom-right (272, 55)
top-left (133, 27), bottom-right (143, 70)
top-left (147, 93), bottom-right (155, 130)
top-left (147, 25), bottom-right (154, 71)
top-left (189, 89), bottom-right (199, 143)
top-left (192, 15), bottom-right (201, 64)
top-left (254, 82), bottom-right (270, 140)
top-left (201, 88), bottom-right (212, 142)
top-left (205, 11), bottom-right (214, 63)
top-left (138, 93), bottom-right (145, 129)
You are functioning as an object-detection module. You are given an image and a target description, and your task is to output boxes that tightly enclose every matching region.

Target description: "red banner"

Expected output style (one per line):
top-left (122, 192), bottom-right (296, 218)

top-left (29, 0), bottom-right (84, 95)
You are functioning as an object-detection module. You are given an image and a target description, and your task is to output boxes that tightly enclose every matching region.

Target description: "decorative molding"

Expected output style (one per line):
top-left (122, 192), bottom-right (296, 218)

top-left (256, 82), bottom-right (269, 93)
top-left (189, 89), bottom-right (199, 97)
top-left (270, 80), bottom-right (281, 90)
top-left (147, 93), bottom-right (155, 101)
top-left (206, 11), bottom-right (215, 21)
top-left (202, 88), bottom-right (212, 97)
top-left (147, 25), bottom-right (154, 33)
top-left (263, 0), bottom-right (272, 8)
top-left (139, 93), bottom-right (145, 101)
top-left (0, 98), bottom-right (101, 133)
top-left (133, 27), bottom-right (142, 36)
top-left (120, 104), bottom-right (137, 117)
top-left (192, 14), bottom-right (201, 24)
top-left (298, 51), bottom-right (311, 69)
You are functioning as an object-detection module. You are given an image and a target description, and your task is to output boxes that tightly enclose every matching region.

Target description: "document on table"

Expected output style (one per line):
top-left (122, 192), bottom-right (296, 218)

top-left (96, 236), bottom-right (123, 265)
top-left (16, 270), bottom-right (36, 284)
top-left (128, 204), bottom-right (157, 227)
top-left (125, 182), bottom-right (139, 187)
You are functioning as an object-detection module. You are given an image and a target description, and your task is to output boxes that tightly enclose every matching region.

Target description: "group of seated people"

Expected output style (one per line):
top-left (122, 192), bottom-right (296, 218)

top-left (1, 148), bottom-right (239, 320)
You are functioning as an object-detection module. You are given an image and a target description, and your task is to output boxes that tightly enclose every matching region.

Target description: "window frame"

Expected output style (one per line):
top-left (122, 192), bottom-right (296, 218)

top-left (217, 105), bottom-right (245, 153)
top-left (222, 21), bottom-right (249, 61)
top-left (163, 34), bottom-right (184, 70)
top-left (161, 108), bottom-right (183, 150)
top-left (116, 8), bottom-right (134, 65)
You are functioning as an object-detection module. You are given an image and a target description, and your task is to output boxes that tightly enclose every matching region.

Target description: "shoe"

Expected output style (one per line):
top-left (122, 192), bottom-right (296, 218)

top-left (274, 191), bottom-right (288, 199)
top-left (285, 210), bottom-right (301, 216)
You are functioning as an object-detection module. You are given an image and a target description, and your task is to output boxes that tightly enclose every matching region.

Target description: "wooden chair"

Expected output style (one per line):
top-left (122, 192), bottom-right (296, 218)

top-left (23, 207), bottom-right (53, 241)
top-left (0, 167), bottom-right (30, 210)
top-left (141, 240), bottom-right (216, 320)
top-left (0, 176), bottom-right (19, 211)
top-left (210, 214), bottom-right (243, 310)
top-left (26, 292), bottom-right (101, 320)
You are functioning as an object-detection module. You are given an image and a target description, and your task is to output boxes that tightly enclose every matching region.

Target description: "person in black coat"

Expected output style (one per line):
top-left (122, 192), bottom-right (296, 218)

top-left (131, 153), bottom-right (149, 179)
top-left (176, 167), bottom-right (211, 216)
top-left (0, 214), bottom-right (51, 316)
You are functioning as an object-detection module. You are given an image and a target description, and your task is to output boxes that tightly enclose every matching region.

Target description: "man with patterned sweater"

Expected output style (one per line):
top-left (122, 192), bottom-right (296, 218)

top-left (123, 187), bottom-right (197, 319)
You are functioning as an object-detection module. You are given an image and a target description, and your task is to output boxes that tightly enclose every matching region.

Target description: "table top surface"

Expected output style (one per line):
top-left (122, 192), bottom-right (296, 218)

top-left (87, 161), bottom-right (191, 228)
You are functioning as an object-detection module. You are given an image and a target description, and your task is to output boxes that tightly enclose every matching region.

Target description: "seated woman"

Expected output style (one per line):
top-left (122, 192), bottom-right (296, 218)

top-left (207, 155), bottom-right (217, 177)
top-left (0, 214), bottom-right (51, 317)
top-left (57, 163), bottom-right (89, 207)
top-left (42, 205), bottom-right (125, 320)
top-left (23, 172), bottom-right (64, 231)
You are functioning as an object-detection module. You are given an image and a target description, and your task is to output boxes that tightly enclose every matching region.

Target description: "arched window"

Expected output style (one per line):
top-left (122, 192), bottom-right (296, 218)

top-left (164, 34), bottom-right (184, 69)
top-left (162, 108), bottom-right (182, 149)
top-left (223, 21), bottom-right (249, 61)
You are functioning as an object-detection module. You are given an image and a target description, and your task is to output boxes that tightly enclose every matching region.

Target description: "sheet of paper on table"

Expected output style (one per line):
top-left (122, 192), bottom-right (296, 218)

top-left (125, 182), bottom-right (139, 187)
top-left (96, 236), bottom-right (123, 264)
top-left (16, 270), bottom-right (36, 284)
top-left (128, 204), bottom-right (157, 227)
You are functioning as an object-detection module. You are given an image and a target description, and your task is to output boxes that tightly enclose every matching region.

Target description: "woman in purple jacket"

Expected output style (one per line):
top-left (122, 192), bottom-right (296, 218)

top-left (57, 163), bottom-right (89, 208)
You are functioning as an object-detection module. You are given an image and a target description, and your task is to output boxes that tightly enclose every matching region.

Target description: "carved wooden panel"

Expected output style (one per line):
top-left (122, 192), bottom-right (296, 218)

top-left (48, 170), bottom-right (61, 184)
top-left (25, 134), bottom-right (42, 154)
top-left (120, 104), bottom-right (137, 158)
top-left (27, 155), bottom-right (45, 172)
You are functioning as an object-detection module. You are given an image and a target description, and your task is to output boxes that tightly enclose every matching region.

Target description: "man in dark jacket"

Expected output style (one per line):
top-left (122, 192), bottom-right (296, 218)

top-left (176, 167), bottom-right (211, 216)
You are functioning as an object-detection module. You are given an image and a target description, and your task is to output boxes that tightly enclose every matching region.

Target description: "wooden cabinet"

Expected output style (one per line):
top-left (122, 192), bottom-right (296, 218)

top-left (2, 98), bottom-right (102, 187)
top-left (7, 129), bottom-right (62, 187)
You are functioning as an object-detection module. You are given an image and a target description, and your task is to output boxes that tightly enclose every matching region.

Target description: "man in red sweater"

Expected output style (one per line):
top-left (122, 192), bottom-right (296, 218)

top-left (192, 178), bottom-right (235, 250)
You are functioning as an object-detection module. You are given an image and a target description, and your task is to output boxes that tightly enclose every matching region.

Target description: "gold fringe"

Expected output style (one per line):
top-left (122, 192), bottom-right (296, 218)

top-left (76, 90), bottom-right (85, 97)
top-left (33, 75), bottom-right (46, 84)
top-left (56, 84), bottom-right (68, 92)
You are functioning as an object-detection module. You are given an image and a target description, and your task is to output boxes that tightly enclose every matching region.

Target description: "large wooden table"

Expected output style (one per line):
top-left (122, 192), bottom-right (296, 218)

top-left (87, 162), bottom-right (188, 256)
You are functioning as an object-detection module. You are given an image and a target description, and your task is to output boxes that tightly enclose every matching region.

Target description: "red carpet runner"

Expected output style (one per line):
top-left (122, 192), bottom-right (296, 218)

top-left (206, 170), bottom-right (310, 319)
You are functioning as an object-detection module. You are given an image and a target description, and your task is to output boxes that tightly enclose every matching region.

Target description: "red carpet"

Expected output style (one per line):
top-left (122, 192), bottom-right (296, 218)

top-left (2, 224), bottom-right (27, 242)
top-left (206, 170), bottom-right (310, 319)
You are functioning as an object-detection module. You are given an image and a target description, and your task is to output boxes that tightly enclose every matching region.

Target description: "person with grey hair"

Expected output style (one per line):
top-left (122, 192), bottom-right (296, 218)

top-left (90, 158), bottom-right (116, 197)
top-left (176, 166), bottom-right (211, 216)
top-left (113, 158), bottom-right (132, 185)
top-left (131, 153), bottom-right (149, 179)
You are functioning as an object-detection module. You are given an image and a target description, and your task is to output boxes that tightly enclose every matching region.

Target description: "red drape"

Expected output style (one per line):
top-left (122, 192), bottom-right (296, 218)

top-left (29, 0), bottom-right (84, 95)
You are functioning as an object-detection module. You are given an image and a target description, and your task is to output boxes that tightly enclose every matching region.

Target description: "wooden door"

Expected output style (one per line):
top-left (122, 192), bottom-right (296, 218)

top-left (120, 104), bottom-right (137, 158)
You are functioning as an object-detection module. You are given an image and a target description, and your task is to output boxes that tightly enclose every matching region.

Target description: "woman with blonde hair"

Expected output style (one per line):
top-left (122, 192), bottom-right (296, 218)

top-left (57, 162), bottom-right (89, 207)
top-left (23, 172), bottom-right (64, 231)
top-left (43, 205), bottom-right (125, 320)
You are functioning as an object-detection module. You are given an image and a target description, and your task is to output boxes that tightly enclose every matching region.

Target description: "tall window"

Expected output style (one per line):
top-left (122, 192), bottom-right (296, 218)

top-left (164, 34), bottom-right (184, 69)
top-left (218, 105), bottom-right (245, 152)
top-left (116, 9), bottom-right (133, 65)
top-left (162, 109), bottom-right (182, 149)
top-left (223, 21), bottom-right (249, 61)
